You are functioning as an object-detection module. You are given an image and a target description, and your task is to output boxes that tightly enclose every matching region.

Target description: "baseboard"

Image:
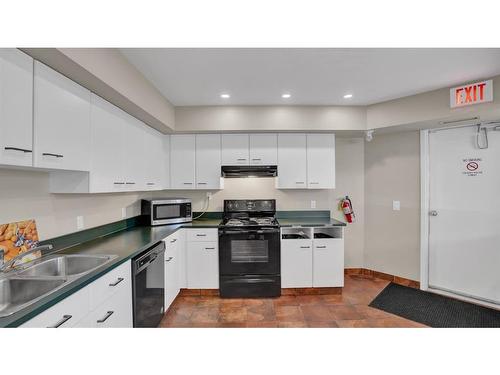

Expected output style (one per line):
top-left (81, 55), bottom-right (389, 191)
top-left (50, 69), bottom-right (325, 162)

top-left (281, 287), bottom-right (342, 296)
top-left (345, 268), bottom-right (420, 289)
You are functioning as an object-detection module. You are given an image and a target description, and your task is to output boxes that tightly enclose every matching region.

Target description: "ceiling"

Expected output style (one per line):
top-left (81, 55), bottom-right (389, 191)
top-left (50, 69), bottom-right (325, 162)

top-left (120, 48), bottom-right (500, 106)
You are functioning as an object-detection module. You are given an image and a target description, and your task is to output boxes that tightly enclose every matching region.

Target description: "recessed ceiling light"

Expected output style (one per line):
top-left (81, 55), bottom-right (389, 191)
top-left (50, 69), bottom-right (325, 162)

top-left (220, 93), bottom-right (230, 99)
top-left (343, 94), bottom-right (353, 99)
top-left (282, 93), bottom-right (291, 99)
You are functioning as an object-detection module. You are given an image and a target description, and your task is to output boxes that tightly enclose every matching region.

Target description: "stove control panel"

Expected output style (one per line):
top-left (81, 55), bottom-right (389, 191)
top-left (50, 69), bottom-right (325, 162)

top-left (224, 199), bottom-right (276, 213)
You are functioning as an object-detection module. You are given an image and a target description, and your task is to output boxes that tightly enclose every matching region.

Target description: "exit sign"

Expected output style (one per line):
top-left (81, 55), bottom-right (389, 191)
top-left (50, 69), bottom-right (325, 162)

top-left (450, 80), bottom-right (493, 108)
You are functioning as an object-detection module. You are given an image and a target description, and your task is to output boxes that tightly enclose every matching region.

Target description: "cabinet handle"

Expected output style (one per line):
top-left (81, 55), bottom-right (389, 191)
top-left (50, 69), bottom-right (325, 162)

top-left (196, 234), bottom-right (206, 237)
top-left (97, 311), bottom-right (114, 323)
top-left (113, 182), bottom-right (125, 185)
top-left (166, 256), bottom-right (174, 262)
top-left (183, 182), bottom-right (193, 185)
top-left (125, 182), bottom-right (135, 185)
top-left (4, 147), bottom-right (32, 153)
top-left (197, 182), bottom-right (207, 185)
top-left (146, 182), bottom-right (155, 186)
top-left (251, 158), bottom-right (261, 161)
top-left (300, 246), bottom-right (311, 249)
top-left (205, 247), bottom-right (215, 250)
top-left (48, 314), bottom-right (72, 328)
top-left (295, 182), bottom-right (305, 184)
top-left (309, 182), bottom-right (319, 185)
top-left (316, 245), bottom-right (327, 249)
top-left (237, 158), bottom-right (247, 161)
top-left (42, 152), bottom-right (63, 158)
top-left (170, 239), bottom-right (177, 243)
top-left (109, 277), bottom-right (124, 287)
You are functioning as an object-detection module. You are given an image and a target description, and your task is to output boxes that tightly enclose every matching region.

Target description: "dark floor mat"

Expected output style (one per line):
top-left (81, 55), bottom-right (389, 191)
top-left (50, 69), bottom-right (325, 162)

top-left (369, 283), bottom-right (500, 328)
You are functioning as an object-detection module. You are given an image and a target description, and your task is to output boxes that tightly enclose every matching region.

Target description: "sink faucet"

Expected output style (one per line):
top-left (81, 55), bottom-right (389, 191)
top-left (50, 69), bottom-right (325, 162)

top-left (0, 244), bottom-right (54, 273)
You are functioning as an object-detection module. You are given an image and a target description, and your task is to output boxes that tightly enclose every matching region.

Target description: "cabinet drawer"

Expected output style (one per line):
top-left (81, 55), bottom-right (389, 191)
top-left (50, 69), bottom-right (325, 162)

top-left (89, 260), bottom-right (131, 310)
top-left (185, 228), bottom-right (218, 242)
top-left (84, 285), bottom-right (133, 328)
top-left (21, 286), bottom-right (90, 328)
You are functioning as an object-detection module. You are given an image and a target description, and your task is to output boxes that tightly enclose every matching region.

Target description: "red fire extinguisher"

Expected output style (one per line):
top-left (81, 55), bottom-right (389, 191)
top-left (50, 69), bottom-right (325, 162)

top-left (341, 196), bottom-right (355, 223)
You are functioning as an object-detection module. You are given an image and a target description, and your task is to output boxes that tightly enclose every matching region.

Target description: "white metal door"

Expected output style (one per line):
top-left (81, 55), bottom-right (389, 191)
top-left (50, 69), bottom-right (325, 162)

top-left (428, 125), bottom-right (500, 304)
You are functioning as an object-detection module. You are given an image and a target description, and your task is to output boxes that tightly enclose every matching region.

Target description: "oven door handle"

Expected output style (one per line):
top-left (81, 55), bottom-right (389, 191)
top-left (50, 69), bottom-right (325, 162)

top-left (226, 278), bottom-right (276, 284)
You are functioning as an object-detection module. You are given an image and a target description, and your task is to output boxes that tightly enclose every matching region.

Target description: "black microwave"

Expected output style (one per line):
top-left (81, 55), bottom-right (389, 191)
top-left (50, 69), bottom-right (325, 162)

top-left (141, 198), bottom-right (192, 226)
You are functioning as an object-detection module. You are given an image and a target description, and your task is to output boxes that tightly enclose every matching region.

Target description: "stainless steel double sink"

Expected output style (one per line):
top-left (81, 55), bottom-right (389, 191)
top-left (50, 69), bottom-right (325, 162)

top-left (0, 254), bottom-right (118, 318)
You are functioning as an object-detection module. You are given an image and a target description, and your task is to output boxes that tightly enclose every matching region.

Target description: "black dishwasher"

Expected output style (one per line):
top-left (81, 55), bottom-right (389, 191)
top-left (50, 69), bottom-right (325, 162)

top-left (132, 241), bottom-right (165, 328)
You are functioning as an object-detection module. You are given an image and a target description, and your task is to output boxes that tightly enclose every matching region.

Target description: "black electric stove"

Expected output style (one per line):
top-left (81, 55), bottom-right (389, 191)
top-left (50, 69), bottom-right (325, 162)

top-left (218, 199), bottom-right (281, 298)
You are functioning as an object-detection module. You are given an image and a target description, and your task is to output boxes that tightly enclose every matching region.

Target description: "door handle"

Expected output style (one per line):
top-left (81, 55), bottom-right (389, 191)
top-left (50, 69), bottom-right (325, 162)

top-left (4, 147), bottom-right (32, 153)
top-left (315, 246), bottom-right (327, 249)
top-left (109, 277), bottom-right (124, 287)
top-left (429, 210), bottom-right (438, 217)
top-left (48, 315), bottom-right (72, 328)
top-left (97, 311), bottom-right (114, 323)
top-left (205, 247), bottom-right (215, 250)
top-left (300, 246), bottom-right (311, 249)
top-left (166, 256), bottom-right (174, 262)
top-left (170, 239), bottom-right (177, 243)
top-left (42, 152), bottom-right (63, 158)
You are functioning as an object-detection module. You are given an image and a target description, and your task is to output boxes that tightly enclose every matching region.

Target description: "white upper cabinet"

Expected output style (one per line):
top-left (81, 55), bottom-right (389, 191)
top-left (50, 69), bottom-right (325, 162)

top-left (123, 116), bottom-right (145, 191)
top-left (195, 134), bottom-right (222, 189)
top-left (34, 61), bottom-right (91, 171)
top-left (249, 133), bottom-right (277, 165)
top-left (277, 134), bottom-right (307, 189)
top-left (306, 133), bottom-right (335, 189)
top-left (163, 135), bottom-right (171, 189)
top-left (89, 94), bottom-right (126, 193)
top-left (143, 126), bottom-right (165, 191)
top-left (0, 49), bottom-right (33, 167)
top-left (221, 134), bottom-right (249, 165)
top-left (170, 134), bottom-right (196, 189)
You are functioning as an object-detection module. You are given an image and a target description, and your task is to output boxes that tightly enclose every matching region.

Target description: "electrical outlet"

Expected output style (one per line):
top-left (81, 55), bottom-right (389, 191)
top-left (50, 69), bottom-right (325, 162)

top-left (311, 200), bottom-right (316, 209)
top-left (206, 192), bottom-right (212, 200)
top-left (121, 207), bottom-right (127, 219)
top-left (392, 200), bottom-right (401, 211)
top-left (76, 216), bottom-right (84, 230)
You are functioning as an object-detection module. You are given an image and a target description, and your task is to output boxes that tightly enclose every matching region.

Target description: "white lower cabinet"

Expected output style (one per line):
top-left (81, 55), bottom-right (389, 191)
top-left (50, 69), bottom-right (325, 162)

top-left (21, 260), bottom-right (132, 328)
top-left (186, 229), bottom-right (219, 289)
top-left (312, 239), bottom-right (344, 287)
top-left (281, 239), bottom-right (313, 288)
top-left (164, 232), bottom-right (182, 311)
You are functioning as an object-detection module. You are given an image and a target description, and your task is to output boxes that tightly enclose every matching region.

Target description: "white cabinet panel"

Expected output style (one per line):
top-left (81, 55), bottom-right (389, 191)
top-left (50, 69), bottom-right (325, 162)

top-left (313, 239), bottom-right (344, 287)
top-left (195, 134), bottom-right (222, 189)
top-left (21, 286), bottom-right (90, 328)
top-left (185, 228), bottom-right (218, 242)
top-left (170, 135), bottom-right (195, 189)
top-left (89, 260), bottom-right (132, 309)
top-left (0, 49), bottom-right (33, 167)
top-left (187, 241), bottom-right (219, 289)
top-left (249, 133), bottom-right (277, 165)
top-left (221, 134), bottom-right (249, 165)
top-left (89, 94), bottom-right (126, 193)
top-left (34, 61), bottom-right (91, 171)
top-left (84, 284), bottom-right (133, 328)
top-left (307, 133), bottom-right (335, 189)
top-left (277, 134), bottom-right (307, 189)
top-left (143, 126), bottom-right (166, 191)
top-left (281, 239), bottom-right (313, 288)
top-left (163, 135), bottom-right (171, 189)
top-left (123, 116), bottom-right (145, 191)
top-left (164, 233), bottom-right (181, 310)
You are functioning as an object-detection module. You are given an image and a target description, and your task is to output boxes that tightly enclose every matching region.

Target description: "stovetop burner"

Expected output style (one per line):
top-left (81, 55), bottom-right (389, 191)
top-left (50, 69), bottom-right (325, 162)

top-left (223, 216), bottom-right (279, 227)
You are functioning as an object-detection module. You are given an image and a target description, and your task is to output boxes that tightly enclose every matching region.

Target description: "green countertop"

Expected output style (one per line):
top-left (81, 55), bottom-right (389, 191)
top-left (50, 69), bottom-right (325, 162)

top-left (0, 212), bottom-right (344, 327)
top-left (0, 218), bottom-right (220, 328)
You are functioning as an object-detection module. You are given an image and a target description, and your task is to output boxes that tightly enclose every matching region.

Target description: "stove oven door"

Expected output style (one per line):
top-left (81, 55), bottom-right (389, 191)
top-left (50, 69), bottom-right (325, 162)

top-left (219, 227), bottom-right (280, 276)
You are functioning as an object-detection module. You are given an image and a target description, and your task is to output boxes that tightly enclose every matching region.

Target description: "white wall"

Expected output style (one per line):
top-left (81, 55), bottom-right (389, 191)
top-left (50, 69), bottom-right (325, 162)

top-left (364, 131), bottom-right (420, 280)
top-left (0, 138), bottom-right (364, 268)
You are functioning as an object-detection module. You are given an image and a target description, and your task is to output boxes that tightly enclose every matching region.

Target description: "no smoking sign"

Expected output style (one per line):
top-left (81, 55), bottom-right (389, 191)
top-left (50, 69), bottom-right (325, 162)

top-left (462, 158), bottom-right (483, 176)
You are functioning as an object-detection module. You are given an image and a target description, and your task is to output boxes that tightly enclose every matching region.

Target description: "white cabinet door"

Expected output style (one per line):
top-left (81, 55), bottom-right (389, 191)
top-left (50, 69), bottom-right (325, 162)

top-left (164, 235), bottom-right (180, 310)
top-left (34, 61), bottom-right (91, 171)
top-left (277, 134), bottom-right (307, 189)
top-left (84, 284), bottom-right (133, 328)
top-left (196, 134), bottom-right (222, 189)
top-left (163, 135), bottom-right (171, 189)
top-left (0, 49), bottom-right (33, 167)
top-left (307, 133), bottom-right (335, 189)
top-left (170, 134), bottom-right (196, 189)
top-left (221, 134), bottom-right (249, 165)
top-left (313, 239), bottom-right (344, 287)
top-left (281, 239), bottom-right (313, 288)
top-left (89, 94), bottom-right (126, 193)
top-left (21, 286), bottom-right (90, 328)
top-left (249, 133), bottom-right (277, 165)
top-left (123, 116), bottom-right (145, 191)
top-left (143, 126), bottom-right (166, 191)
top-left (187, 241), bottom-right (219, 289)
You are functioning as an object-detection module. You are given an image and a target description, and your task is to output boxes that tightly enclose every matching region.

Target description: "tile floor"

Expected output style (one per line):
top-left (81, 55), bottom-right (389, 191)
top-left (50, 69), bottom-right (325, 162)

top-left (158, 274), bottom-right (427, 328)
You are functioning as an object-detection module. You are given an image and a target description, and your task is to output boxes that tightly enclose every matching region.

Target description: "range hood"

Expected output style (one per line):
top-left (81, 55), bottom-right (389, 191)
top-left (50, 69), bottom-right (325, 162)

top-left (221, 165), bottom-right (278, 178)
